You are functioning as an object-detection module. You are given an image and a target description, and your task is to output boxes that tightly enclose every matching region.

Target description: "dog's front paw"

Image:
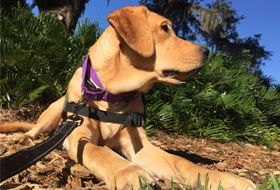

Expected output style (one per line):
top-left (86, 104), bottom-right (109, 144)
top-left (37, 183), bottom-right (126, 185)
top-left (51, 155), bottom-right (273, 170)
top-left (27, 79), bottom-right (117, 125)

top-left (110, 164), bottom-right (158, 190)
top-left (206, 172), bottom-right (256, 190)
top-left (12, 133), bottom-right (33, 144)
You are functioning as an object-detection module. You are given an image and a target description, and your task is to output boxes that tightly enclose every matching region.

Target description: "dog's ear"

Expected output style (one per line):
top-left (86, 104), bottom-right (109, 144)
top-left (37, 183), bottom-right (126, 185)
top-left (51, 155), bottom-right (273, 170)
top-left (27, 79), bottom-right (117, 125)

top-left (107, 6), bottom-right (154, 58)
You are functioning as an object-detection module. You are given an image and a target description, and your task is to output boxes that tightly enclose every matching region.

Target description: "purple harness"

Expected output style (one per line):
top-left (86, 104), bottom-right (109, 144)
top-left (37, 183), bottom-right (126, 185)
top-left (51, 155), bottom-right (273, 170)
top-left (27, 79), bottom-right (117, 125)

top-left (81, 56), bottom-right (135, 103)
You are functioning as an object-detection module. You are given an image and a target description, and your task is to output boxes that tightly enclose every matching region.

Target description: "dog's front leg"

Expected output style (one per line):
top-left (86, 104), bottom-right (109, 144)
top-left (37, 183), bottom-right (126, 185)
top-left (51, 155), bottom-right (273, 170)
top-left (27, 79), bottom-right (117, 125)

top-left (121, 127), bottom-right (256, 190)
top-left (132, 142), bottom-right (255, 189)
top-left (13, 96), bottom-right (65, 143)
top-left (66, 125), bottom-right (157, 190)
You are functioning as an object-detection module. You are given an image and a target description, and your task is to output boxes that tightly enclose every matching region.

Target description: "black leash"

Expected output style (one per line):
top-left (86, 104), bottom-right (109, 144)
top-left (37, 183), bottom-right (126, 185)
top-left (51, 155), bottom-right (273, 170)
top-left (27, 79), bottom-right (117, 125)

top-left (0, 99), bottom-right (146, 182)
top-left (0, 100), bottom-right (86, 182)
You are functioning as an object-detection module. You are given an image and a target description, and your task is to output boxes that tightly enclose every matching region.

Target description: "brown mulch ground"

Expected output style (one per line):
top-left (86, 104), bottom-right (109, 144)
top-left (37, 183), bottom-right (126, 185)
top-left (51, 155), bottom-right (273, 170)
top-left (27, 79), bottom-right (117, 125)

top-left (0, 106), bottom-right (279, 190)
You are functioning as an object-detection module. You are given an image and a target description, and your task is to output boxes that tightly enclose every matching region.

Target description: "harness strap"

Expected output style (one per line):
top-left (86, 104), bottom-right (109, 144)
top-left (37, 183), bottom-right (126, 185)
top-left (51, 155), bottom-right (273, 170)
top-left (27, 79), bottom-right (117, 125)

top-left (81, 56), bottom-right (136, 103)
top-left (63, 102), bottom-right (146, 128)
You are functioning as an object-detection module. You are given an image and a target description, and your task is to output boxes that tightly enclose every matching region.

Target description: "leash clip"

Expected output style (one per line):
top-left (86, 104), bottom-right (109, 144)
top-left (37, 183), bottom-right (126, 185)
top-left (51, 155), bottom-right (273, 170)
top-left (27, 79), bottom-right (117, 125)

top-left (66, 99), bottom-right (87, 126)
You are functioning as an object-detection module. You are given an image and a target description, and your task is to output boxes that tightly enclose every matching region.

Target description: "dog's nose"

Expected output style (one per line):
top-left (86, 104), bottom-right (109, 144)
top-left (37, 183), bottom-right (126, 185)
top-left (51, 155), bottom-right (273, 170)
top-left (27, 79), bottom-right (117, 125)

top-left (200, 46), bottom-right (209, 57)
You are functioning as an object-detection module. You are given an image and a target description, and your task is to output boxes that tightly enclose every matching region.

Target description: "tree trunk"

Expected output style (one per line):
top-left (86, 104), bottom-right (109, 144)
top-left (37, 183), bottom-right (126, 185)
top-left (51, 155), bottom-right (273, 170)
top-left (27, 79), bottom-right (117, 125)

top-left (34, 0), bottom-right (90, 33)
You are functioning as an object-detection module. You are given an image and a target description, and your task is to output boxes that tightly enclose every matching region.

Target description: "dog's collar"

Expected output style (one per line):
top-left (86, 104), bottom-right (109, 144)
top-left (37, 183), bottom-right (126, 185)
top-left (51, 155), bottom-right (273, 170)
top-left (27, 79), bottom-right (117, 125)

top-left (81, 56), bottom-right (136, 103)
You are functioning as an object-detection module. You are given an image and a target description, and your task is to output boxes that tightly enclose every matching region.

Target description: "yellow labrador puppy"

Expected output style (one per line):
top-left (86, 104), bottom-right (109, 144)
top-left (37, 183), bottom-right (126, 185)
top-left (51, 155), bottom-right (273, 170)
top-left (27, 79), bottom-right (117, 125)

top-left (0, 6), bottom-right (255, 190)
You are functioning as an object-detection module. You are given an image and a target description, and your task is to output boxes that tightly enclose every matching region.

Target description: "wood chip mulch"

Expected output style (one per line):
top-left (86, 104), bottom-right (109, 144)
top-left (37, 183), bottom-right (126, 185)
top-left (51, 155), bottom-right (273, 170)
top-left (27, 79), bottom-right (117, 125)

top-left (0, 107), bottom-right (279, 189)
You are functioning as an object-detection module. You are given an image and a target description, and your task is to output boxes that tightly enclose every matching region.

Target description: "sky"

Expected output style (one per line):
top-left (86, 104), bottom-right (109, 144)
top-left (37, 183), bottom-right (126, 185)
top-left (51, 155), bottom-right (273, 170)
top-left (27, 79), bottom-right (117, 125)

top-left (27, 0), bottom-right (280, 84)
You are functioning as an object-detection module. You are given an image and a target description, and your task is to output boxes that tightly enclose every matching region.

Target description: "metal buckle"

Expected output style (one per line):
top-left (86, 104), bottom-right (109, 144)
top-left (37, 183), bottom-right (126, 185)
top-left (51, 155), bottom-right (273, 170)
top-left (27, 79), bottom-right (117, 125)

top-left (66, 99), bottom-right (87, 126)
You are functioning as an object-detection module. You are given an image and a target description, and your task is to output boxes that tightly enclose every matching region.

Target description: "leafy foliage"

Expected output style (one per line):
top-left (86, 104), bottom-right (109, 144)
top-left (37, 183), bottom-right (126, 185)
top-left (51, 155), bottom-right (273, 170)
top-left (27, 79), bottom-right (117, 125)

top-left (0, 5), bottom-right (102, 106)
top-left (146, 51), bottom-right (280, 147)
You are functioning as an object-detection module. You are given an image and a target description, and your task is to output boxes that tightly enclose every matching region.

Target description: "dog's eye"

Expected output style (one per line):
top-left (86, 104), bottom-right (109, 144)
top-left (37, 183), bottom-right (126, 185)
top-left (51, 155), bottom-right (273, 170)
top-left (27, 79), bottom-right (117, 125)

top-left (161, 25), bottom-right (169, 32)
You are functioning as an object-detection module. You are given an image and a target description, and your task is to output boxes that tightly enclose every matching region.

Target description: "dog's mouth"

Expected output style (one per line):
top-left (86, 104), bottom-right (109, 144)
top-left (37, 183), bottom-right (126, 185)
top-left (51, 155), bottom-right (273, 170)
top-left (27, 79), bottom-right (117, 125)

top-left (162, 70), bottom-right (180, 77)
top-left (158, 67), bottom-right (202, 84)
top-left (163, 67), bottom-right (202, 79)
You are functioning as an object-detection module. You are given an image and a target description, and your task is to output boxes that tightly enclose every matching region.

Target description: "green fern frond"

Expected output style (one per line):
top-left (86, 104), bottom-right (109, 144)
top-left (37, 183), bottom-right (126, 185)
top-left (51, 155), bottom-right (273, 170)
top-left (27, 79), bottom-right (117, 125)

top-left (0, 4), bottom-right (101, 106)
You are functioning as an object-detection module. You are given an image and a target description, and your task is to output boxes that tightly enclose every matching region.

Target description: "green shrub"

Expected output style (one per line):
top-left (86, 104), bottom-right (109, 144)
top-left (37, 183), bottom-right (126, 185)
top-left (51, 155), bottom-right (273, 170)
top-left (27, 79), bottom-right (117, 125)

top-left (146, 51), bottom-right (280, 147)
top-left (0, 5), bottom-right (102, 106)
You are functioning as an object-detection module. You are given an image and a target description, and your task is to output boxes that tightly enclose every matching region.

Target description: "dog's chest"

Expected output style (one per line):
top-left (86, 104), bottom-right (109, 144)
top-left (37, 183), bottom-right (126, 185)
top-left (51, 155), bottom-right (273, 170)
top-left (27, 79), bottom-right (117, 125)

top-left (99, 122), bottom-right (122, 140)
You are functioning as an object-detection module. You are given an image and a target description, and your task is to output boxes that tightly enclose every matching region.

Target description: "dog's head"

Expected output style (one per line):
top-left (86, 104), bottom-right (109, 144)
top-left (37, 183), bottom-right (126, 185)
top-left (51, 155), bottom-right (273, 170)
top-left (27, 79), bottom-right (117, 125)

top-left (88, 6), bottom-right (208, 94)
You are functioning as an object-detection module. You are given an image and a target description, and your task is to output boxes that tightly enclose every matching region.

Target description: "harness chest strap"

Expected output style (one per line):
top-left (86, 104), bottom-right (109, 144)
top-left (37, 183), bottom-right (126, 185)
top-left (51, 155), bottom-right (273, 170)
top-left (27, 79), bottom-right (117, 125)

top-left (63, 101), bottom-right (146, 128)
